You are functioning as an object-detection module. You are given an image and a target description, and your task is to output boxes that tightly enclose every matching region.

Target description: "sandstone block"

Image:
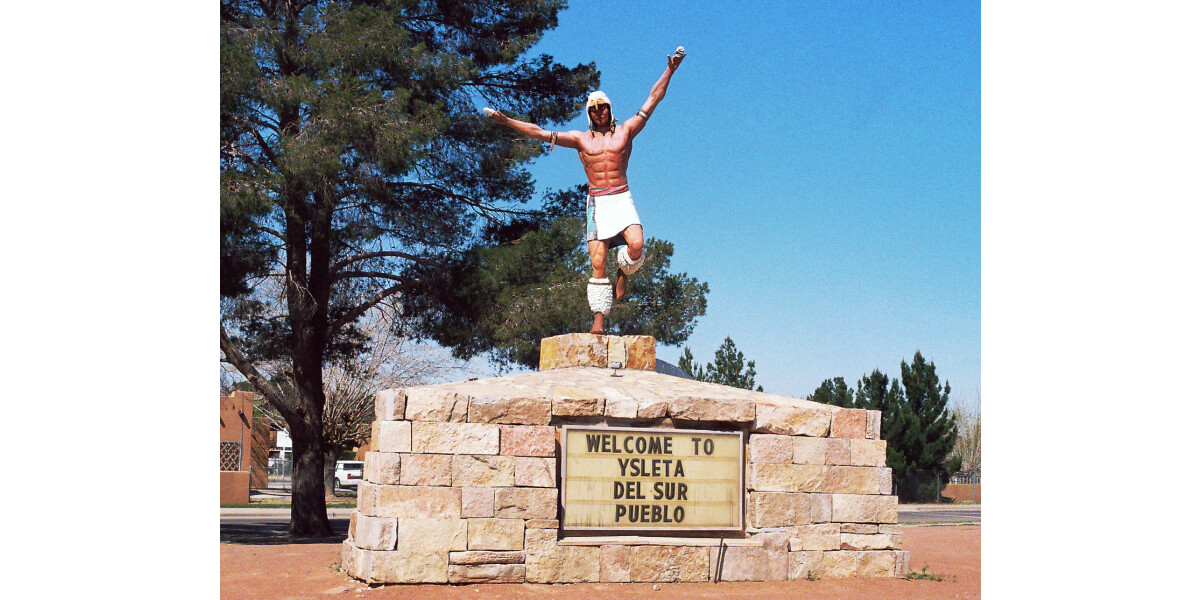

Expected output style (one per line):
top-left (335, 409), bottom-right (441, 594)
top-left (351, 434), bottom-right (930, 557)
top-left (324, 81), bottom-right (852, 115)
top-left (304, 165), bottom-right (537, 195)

top-left (364, 452), bottom-right (402, 485)
top-left (467, 518), bottom-right (525, 551)
top-left (754, 403), bottom-right (831, 436)
top-left (376, 485), bottom-right (461, 519)
top-left (636, 396), bottom-right (670, 419)
top-left (404, 387), bottom-right (469, 422)
top-left (879, 467), bottom-right (893, 495)
top-left (840, 533), bottom-right (901, 551)
top-left (830, 408), bottom-right (868, 439)
top-left (525, 528), bottom-right (600, 583)
top-left (602, 388), bottom-right (639, 418)
top-left (515, 456), bottom-right (557, 487)
top-left (749, 434), bottom-right (793, 464)
top-left (760, 531), bottom-right (790, 581)
top-left (865, 410), bottom-right (881, 439)
top-left (412, 422), bottom-right (499, 455)
top-left (449, 550), bottom-right (525, 565)
top-left (362, 547), bottom-right (449, 584)
top-left (826, 439), bottom-right (851, 465)
top-left (447, 564), bottom-right (526, 584)
top-left (841, 523), bottom-right (879, 534)
top-left (375, 388), bottom-right (405, 421)
top-left (342, 540), bottom-right (368, 581)
top-left (879, 524), bottom-right (903, 535)
top-left (499, 425), bottom-right (556, 457)
top-left (452, 455), bottom-right (515, 487)
top-left (856, 550), bottom-right (899, 578)
top-left (376, 420), bottom-right (412, 453)
top-left (751, 463), bottom-right (824, 492)
top-left (709, 546), bottom-right (768, 582)
top-left (351, 514), bottom-right (397, 551)
top-left (748, 492), bottom-right (810, 528)
top-left (539, 333), bottom-right (608, 370)
top-left (822, 466), bottom-right (884, 495)
top-left (525, 519), bottom-right (559, 529)
top-left (670, 396), bottom-right (755, 422)
top-left (550, 387), bottom-right (605, 417)
top-left (607, 335), bottom-right (627, 367)
top-left (792, 437), bottom-right (827, 465)
top-left (787, 550), bottom-right (823, 580)
top-left (630, 546), bottom-right (709, 582)
top-left (788, 523), bottom-right (840, 551)
top-left (831, 494), bottom-right (898, 523)
top-left (898, 550), bottom-right (911, 576)
top-left (357, 482), bottom-right (380, 515)
top-left (469, 395), bottom-right (552, 425)
top-left (850, 439), bottom-right (887, 466)
top-left (810, 493), bottom-right (832, 523)
top-left (460, 487), bottom-right (495, 518)
top-left (396, 517), bottom-right (468, 551)
top-left (823, 550), bottom-right (857, 578)
top-left (623, 335), bottom-right (656, 370)
top-left (600, 545), bottom-right (632, 582)
top-left (495, 487), bottom-right (558, 519)
top-left (400, 453), bottom-right (452, 486)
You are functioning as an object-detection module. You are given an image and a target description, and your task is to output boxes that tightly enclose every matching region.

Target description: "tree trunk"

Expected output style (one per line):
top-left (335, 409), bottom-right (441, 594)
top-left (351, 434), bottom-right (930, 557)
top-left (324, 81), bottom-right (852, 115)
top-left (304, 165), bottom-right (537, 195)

top-left (324, 447), bottom-right (339, 497)
top-left (287, 412), bottom-right (333, 537)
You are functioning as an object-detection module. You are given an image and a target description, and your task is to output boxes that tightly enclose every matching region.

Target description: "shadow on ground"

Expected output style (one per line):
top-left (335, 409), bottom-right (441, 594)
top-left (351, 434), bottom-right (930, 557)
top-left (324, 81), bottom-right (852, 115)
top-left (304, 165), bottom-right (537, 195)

top-left (220, 518), bottom-right (350, 545)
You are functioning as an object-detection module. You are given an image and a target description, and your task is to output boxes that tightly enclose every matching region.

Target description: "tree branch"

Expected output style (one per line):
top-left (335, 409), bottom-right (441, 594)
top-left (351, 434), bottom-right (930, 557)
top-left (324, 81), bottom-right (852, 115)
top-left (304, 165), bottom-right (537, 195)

top-left (220, 323), bottom-right (297, 421)
top-left (332, 251), bottom-right (437, 272)
top-left (327, 283), bottom-right (405, 340)
top-left (332, 271), bottom-right (408, 283)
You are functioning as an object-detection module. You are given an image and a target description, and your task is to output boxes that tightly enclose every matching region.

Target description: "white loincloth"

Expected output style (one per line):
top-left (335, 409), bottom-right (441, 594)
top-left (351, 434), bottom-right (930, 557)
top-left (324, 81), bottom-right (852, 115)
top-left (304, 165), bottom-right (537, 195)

top-left (586, 189), bottom-right (641, 247)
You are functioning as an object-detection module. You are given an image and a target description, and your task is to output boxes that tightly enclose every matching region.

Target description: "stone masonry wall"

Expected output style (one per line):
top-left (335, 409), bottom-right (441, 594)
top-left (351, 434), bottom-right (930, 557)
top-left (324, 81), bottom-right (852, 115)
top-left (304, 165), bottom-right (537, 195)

top-left (342, 334), bottom-right (909, 584)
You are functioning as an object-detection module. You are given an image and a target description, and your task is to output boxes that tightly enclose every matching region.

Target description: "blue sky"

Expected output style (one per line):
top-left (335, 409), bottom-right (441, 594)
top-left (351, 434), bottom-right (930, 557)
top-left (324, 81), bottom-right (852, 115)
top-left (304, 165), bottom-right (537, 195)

top-left (503, 1), bottom-right (980, 403)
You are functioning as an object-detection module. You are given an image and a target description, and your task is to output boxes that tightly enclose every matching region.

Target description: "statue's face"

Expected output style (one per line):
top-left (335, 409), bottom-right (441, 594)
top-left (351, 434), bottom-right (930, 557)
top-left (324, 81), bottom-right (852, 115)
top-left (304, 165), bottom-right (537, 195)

top-left (588, 103), bottom-right (612, 129)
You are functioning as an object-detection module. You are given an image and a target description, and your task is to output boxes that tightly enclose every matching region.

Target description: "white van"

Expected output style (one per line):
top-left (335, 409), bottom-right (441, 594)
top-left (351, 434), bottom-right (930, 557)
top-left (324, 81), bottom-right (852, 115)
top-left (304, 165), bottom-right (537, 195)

top-left (334, 460), bottom-right (364, 489)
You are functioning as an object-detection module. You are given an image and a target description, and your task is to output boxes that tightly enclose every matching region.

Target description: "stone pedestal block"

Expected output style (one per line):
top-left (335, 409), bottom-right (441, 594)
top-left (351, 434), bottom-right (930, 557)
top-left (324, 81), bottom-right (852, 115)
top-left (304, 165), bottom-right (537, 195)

top-left (749, 434), bottom-right (793, 464)
top-left (499, 425), bottom-right (556, 457)
top-left (630, 546), bottom-right (709, 582)
top-left (830, 494), bottom-right (898, 524)
top-left (600, 545), bottom-right (632, 582)
top-left (412, 422), bottom-right (499, 455)
top-left (830, 408), bottom-right (868, 439)
top-left (405, 387), bottom-right (469, 423)
top-left (467, 518), bottom-right (525, 551)
top-left (375, 388), bottom-right (405, 421)
top-left (754, 403), bottom-right (831, 436)
top-left (469, 395), bottom-right (552, 425)
top-left (376, 486), bottom-right (461, 519)
top-left (375, 421), bottom-right (412, 453)
top-left (448, 564), bottom-right (526, 583)
top-left (751, 463), bottom-right (824, 492)
top-left (400, 453), bottom-right (452, 486)
top-left (495, 487), bottom-right (557, 519)
top-left (364, 452), bottom-right (401, 485)
top-left (514, 457), bottom-right (556, 487)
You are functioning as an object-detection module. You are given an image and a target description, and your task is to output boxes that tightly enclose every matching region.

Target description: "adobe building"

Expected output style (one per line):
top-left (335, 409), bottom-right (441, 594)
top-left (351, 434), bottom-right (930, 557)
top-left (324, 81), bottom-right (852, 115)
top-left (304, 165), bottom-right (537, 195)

top-left (342, 334), bottom-right (907, 584)
top-left (220, 390), bottom-right (270, 503)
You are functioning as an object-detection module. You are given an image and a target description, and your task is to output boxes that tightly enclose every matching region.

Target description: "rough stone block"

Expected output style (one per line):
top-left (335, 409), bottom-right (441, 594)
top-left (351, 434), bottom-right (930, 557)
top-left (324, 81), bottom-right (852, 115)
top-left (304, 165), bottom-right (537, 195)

top-left (830, 408), bottom-right (868, 439)
top-left (602, 388), bottom-right (640, 418)
top-left (405, 387), bottom-right (469, 422)
top-left (525, 519), bottom-right (559, 529)
top-left (826, 439), bottom-right (851, 465)
top-left (539, 333), bottom-right (608, 370)
top-left (850, 439), bottom-right (887, 467)
top-left (898, 550), bottom-right (911, 577)
top-left (840, 533), bottom-right (901, 551)
top-left (467, 518), bottom-right (525, 551)
top-left (831, 494), bottom-right (898, 524)
top-left (607, 336), bottom-right (627, 367)
top-left (709, 546), bottom-right (768, 582)
top-left (792, 437), bottom-right (827, 465)
top-left (525, 528), bottom-right (600, 583)
top-left (375, 388), bottom-right (405, 422)
top-left (636, 396), bottom-right (670, 419)
top-left (822, 466), bottom-right (884, 495)
top-left (550, 387), bottom-right (605, 417)
top-left (758, 531), bottom-right (790, 581)
top-left (351, 514), bottom-right (397, 551)
top-left (600, 545), bottom-right (632, 582)
top-left (499, 425), bottom-right (556, 457)
top-left (879, 468), bottom-right (893, 495)
top-left (400, 453), bottom-right (452, 486)
top-left (515, 456), bottom-right (557, 487)
top-left (460, 487), bottom-right (495, 518)
top-left (810, 493), bottom-right (832, 523)
top-left (748, 492), bottom-right (810, 528)
top-left (670, 396), bottom-right (755, 422)
top-left (865, 410), bottom-right (881, 439)
top-left (412, 422), bottom-right (500, 455)
top-left (788, 523), bottom-right (840, 551)
top-left (447, 564), bottom-right (526, 583)
top-left (396, 517), bottom-right (468, 551)
top-left (856, 550), bottom-right (899, 578)
top-left (449, 550), bottom-right (525, 565)
top-left (823, 550), bottom-right (857, 578)
top-left (754, 403), bottom-right (831, 436)
top-left (469, 395), bottom-right (552, 425)
top-left (342, 540), bottom-right (367, 581)
top-left (362, 547), bottom-right (448, 584)
top-left (751, 463), bottom-right (824, 492)
top-left (495, 487), bottom-right (558, 519)
top-left (788, 550), bottom-right (823, 580)
top-left (749, 434), bottom-right (793, 464)
top-left (357, 482), bottom-right (380, 515)
top-left (452, 455), bottom-right (515, 487)
top-left (376, 420), bottom-right (412, 453)
top-left (364, 452), bottom-right (402, 485)
top-left (376, 485), bottom-right (461, 519)
top-left (841, 523), bottom-right (879, 534)
top-left (630, 546), bottom-right (709, 582)
top-left (623, 335), bottom-right (656, 370)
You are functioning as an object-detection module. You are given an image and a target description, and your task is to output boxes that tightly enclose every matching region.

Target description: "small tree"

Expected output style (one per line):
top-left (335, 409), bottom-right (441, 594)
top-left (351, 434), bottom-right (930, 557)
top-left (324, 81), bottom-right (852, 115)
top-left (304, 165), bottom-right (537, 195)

top-left (894, 351), bottom-right (961, 501)
top-left (676, 337), bottom-right (762, 391)
top-left (950, 390), bottom-right (981, 474)
top-left (811, 377), bottom-right (855, 408)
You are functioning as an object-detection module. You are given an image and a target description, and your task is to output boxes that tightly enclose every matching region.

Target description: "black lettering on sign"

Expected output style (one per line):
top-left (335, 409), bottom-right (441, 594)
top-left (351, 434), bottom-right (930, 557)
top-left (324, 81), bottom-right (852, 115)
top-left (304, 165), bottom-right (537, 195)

top-left (704, 439), bottom-right (715, 455)
top-left (691, 437), bottom-right (702, 454)
top-left (674, 506), bottom-right (685, 522)
top-left (623, 436), bottom-right (634, 453)
top-left (614, 481), bottom-right (625, 499)
top-left (664, 437), bottom-right (673, 454)
top-left (586, 434), bottom-right (602, 452)
top-left (615, 505), bottom-right (626, 522)
top-left (648, 436), bottom-right (662, 454)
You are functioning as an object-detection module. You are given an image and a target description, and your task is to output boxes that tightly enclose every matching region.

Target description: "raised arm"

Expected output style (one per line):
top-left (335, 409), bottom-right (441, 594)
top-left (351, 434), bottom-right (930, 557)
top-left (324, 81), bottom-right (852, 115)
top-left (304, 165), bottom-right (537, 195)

top-left (625, 47), bottom-right (686, 137)
top-left (483, 108), bottom-right (582, 151)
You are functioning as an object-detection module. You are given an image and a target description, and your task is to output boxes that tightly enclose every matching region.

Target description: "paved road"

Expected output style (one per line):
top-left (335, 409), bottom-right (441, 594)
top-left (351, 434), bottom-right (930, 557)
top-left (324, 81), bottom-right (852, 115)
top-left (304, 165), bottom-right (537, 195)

top-left (897, 504), bottom-right (980, 524)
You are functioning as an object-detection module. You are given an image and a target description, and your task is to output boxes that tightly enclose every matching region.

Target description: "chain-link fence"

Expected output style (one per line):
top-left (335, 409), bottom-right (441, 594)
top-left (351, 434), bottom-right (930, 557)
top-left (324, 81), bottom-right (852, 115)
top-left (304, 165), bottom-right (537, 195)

top-left (268, 457), bottom-right (292, 490)
top-left (893, 469), bottom-right (981, 503)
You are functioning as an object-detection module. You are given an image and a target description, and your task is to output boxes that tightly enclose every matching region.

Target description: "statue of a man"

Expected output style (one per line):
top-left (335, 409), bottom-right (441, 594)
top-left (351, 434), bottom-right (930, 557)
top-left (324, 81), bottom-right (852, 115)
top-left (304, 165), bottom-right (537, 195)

top-left (484, 47), bottom-right (687, 334)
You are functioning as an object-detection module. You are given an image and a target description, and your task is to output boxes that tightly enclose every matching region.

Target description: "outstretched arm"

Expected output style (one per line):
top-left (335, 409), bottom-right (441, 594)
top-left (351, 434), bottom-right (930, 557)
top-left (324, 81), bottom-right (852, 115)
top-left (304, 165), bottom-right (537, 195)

top-left (483, 108), bottom-right (581, 150)
top-left (626, 47), bottom-right (686, 137)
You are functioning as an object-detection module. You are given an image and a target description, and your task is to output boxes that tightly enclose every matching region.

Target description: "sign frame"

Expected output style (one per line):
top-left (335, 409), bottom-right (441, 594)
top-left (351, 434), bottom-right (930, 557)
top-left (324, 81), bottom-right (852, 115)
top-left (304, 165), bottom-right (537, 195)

top-left (559, 425), bottom-right (745, 533)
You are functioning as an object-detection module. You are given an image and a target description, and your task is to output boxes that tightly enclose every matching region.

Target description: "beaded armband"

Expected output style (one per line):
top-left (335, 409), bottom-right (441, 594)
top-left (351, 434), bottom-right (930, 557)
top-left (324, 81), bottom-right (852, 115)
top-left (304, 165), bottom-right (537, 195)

top-left (636, 109), bottom-right (650, 120)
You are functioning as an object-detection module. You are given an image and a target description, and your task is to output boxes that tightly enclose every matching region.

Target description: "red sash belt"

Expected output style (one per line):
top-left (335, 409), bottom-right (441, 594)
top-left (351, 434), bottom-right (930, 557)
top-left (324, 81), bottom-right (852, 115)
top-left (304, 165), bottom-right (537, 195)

top-left (588, 184), bottom-right (629, 197)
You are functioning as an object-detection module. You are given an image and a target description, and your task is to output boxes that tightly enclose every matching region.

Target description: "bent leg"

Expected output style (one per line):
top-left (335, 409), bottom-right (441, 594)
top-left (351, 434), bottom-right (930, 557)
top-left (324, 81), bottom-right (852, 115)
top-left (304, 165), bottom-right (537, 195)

top-left (615, 225), bottom-right (644, 300)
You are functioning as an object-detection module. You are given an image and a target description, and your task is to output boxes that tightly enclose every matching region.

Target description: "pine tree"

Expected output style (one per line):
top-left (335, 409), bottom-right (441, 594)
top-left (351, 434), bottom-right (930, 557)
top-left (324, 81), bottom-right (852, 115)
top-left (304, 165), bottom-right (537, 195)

top-left (811, 377), bottom-right (855, 408)
top-left (895, 351), bottom-right (962, 500)
top-left (677, 346), bottom-right (706, 381)
top-left (854, 369), bottom-right (917, 476)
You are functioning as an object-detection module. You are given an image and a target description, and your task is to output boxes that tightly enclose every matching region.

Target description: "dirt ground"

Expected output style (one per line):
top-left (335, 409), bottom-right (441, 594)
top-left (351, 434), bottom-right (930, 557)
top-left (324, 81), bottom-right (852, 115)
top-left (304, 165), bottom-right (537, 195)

top-left (220, 524), bottom-right (980, 600)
